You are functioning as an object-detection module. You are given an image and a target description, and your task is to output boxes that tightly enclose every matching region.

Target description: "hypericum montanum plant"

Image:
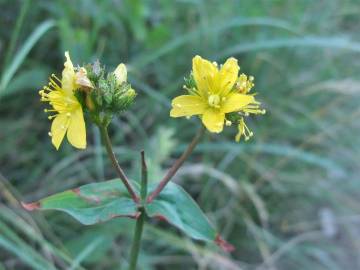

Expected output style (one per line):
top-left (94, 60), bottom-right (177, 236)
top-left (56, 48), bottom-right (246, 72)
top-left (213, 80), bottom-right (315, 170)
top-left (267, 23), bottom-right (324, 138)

top-left (22, 52), bottom-right (265, 270)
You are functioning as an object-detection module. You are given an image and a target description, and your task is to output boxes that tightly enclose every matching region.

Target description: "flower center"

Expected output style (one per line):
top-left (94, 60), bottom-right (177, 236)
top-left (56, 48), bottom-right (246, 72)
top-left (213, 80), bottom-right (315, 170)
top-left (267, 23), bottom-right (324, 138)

top-left (208, 94), bottom-right (221, 108)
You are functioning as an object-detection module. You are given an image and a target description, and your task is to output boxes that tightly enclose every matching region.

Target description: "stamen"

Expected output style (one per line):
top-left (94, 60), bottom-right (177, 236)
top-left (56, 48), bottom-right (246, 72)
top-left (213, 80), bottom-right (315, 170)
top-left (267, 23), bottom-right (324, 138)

top-left (51, 74), bottom-right (62, 84)
top-left (235, 73), bottom-right (255, 94)
top-left (44, 108), bottom-right (58, 113)
top-left (235, 118), bottom-right (254, 142)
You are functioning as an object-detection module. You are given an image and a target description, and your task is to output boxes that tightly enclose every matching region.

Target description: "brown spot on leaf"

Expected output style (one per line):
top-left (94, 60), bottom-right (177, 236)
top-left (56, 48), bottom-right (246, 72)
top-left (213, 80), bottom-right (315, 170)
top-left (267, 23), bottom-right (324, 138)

top-left (72, 188), bottom-right (80, 195)
top-left (72, 188), bottom-right (101, 204)
top-left (154, 214), bottom-right (168, 223)
top-left (71, 188), bottom-right (80, 196)
top-left (102, 191), bottom-right (121, 197)
top-left (88, 196), bottom-right (101, 204)
top-left (21, 201), bottom-right (41, 211)
top-left (215, 235), bottom-right (235, 252)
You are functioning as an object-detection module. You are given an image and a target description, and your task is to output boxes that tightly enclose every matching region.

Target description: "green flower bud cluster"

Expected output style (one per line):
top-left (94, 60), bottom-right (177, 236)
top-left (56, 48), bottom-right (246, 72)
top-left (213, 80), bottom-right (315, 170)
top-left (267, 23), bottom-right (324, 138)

top-left (83, 60), bottom-right (137, 125)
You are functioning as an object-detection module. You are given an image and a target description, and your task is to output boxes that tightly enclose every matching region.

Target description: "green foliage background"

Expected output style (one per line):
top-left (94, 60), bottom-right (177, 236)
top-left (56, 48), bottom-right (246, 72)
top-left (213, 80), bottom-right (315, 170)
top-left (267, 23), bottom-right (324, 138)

top-left (1, 0), bottom-right (360, 269)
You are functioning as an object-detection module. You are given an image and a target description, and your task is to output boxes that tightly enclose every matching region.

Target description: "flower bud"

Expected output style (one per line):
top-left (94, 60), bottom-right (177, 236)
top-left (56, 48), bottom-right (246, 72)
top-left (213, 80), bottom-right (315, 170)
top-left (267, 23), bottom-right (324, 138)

top-left (114, 63), bottom-right (127, 85)
top-left (83, 61), bottom-right (136, 116)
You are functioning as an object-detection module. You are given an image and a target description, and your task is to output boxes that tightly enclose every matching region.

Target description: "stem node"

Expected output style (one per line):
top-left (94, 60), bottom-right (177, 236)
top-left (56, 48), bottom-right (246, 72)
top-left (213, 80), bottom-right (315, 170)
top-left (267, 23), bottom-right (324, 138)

top-left (128, 150), bottom-right (148, 270)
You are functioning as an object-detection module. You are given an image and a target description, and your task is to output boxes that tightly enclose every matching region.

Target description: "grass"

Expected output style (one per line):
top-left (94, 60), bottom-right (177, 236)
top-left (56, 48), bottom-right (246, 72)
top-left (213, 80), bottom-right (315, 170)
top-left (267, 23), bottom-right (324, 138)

top-left (1, 0), bottom-right (360, 269)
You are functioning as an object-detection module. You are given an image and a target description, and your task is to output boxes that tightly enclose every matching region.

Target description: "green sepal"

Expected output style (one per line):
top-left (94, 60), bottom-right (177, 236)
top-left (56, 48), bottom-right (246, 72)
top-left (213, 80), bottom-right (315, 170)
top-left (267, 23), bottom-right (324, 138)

top-left (226, 111), bottom-right (242, 123)
top-left (184, 72), bottom-right (196, 93)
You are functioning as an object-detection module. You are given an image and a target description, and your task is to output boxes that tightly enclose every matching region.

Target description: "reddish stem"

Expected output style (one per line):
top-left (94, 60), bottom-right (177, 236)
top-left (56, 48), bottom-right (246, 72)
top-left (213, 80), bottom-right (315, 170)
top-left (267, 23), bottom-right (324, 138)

top-left (147, 127), bottom-right (205, 203)
top-left (100, 125), bottom-right (139, 203)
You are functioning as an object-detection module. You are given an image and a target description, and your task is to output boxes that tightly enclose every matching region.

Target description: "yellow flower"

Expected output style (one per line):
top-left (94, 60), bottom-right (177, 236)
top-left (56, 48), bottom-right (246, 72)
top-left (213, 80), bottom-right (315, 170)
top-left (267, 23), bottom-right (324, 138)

top-left (39, 51), bottom-right (86, 150)
top-left (170, 55), bottom-right (265, 140)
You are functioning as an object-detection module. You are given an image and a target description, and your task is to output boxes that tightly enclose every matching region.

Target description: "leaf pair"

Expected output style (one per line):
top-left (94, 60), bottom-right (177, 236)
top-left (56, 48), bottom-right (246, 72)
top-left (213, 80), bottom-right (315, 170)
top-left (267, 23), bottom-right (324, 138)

top-left (22, 179), bottom-right (233, 251)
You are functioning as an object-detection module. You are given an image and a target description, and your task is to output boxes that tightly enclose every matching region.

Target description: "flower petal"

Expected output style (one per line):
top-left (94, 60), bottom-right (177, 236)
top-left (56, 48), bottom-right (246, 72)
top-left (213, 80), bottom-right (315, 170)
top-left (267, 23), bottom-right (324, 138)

top-left (192, 55), bottom-right (218, 96)
top-left (48, 90), bottom-right (80, 113)
top-left (202, 109), bottom-right (224, 133)
top-left (62, 51), bottom-right (76, 94)
top-left (66, 107), bottom-right (86, 149)
top-left (218, 57), bottom-right (239, 95)
top-left (48, 90), bottom-right (66, 111)
top-left (221, 93), bottom-right (254, 113)
top-left (170, 95), bottom-right (207, 117)
top-left (51, 114), bottom-right (69, 150)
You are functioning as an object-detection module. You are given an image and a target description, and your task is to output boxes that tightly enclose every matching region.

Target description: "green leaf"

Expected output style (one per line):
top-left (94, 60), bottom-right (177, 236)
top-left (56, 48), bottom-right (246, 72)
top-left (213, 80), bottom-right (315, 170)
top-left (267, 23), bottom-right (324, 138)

top-left (0, 68), bottom-right (48, 98)
top-left (0, 20), bottom-right (56, 95)
top-left (22, 179), bottom-right (233, 251)
top-left (145, 182), bottom-right (234, 252)
top-left (22, 180), bottom-right (139, 225)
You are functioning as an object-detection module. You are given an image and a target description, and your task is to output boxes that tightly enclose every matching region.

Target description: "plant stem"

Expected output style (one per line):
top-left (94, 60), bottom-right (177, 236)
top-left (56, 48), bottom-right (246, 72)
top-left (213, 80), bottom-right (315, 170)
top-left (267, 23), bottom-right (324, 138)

top-left (147, 126), bottom-right (205, 203)
top-left (140, 150), bottom-right (148, 202)
top-left (128, 210), bottom-right (145, 270)
top-left (128, 151), bottom-right (148, 270)
top-left (99, 125), bottom-right (139, 203)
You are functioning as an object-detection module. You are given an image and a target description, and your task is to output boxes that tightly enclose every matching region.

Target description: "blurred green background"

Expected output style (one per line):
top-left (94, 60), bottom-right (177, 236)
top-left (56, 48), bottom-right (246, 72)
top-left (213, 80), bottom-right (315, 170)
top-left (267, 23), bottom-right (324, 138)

top-left (1, 0), bottom-right (360, 269)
